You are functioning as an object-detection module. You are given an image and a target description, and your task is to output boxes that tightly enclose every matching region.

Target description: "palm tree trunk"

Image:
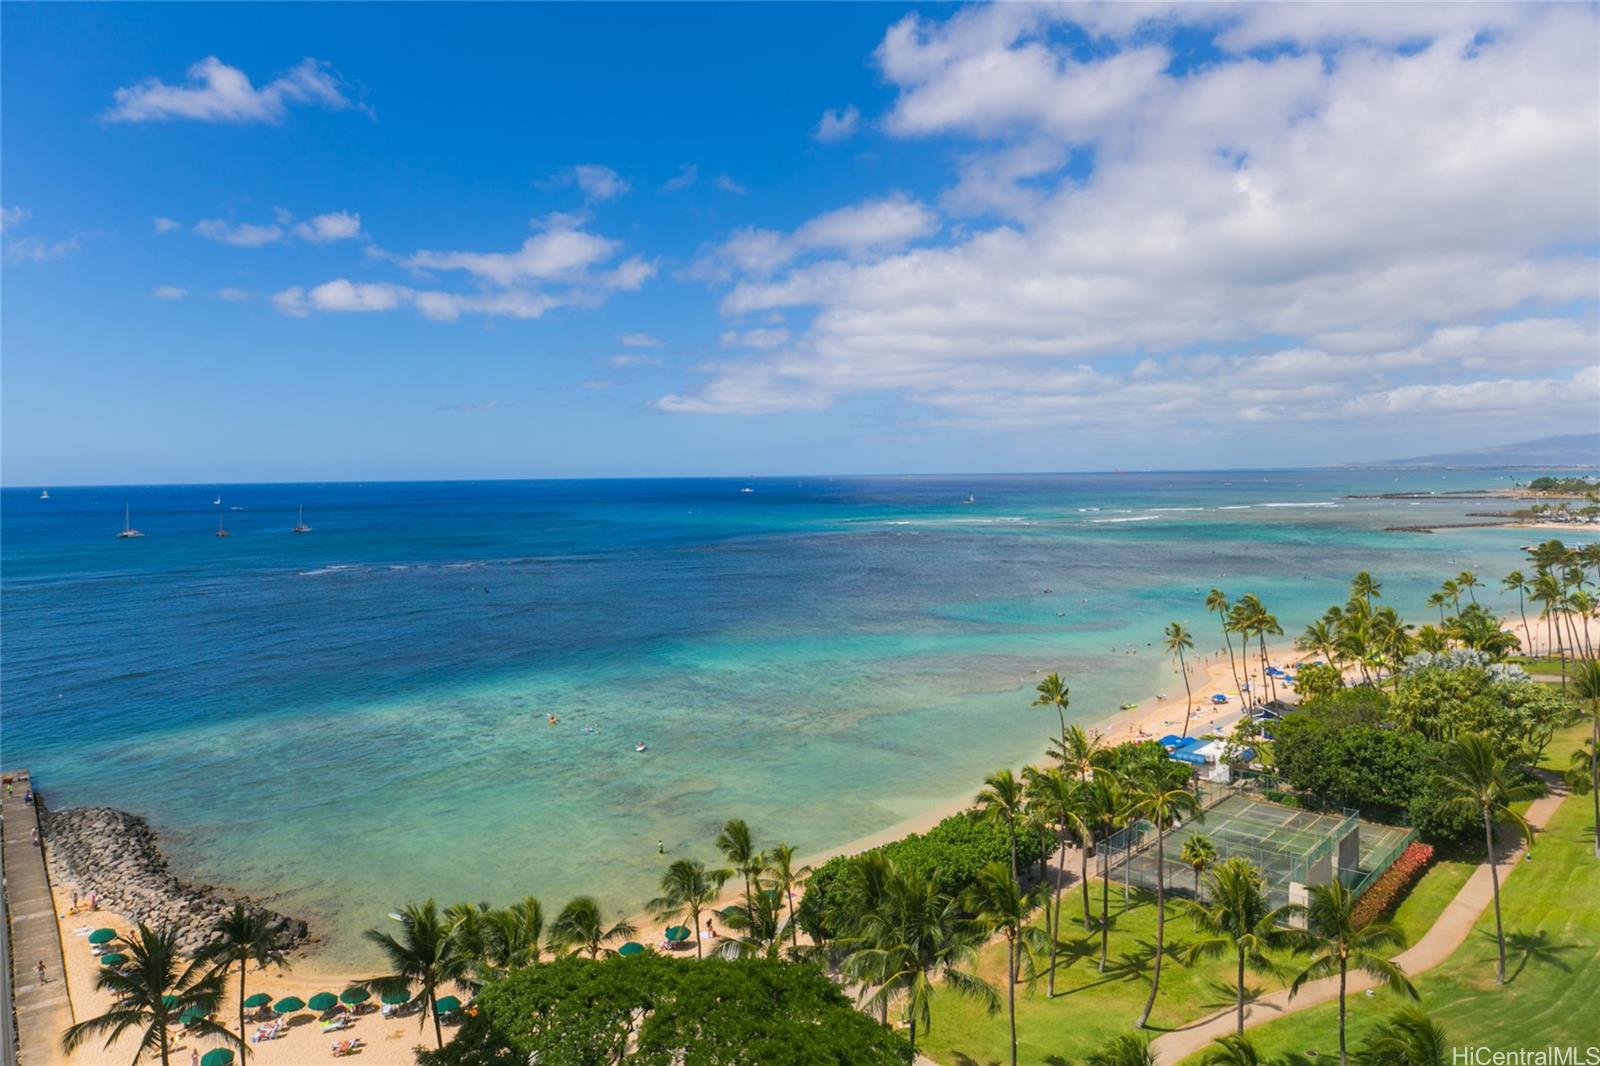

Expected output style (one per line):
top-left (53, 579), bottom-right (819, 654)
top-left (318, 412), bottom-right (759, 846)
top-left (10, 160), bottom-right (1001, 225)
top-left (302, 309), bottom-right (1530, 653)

top-left (1080, 843), bottom-right (1092, 931)
top-left (788, 887), bottom-right (799, 948)
top-left (909, 1013), bottom-right (917, 1056)
top-left (429, 988), bottom-right (443, 1048)
top-left (1221, 623), bottom-right (1244, 703)
top-left (239, 957), bottom-right (249, 1063)
top-left (1591, 703), bottom-right (1599, 860)
top-left (1006, 934), bottom-right (1018, 1066)
top-left (1236, 947), bottom-right (1246, 1034)
top-left (160, 1020), bottom-right (171, 1066)
top-left (1136, 825), bottom-right (1165, 1028)
top-left (1517, 592), bottom-right (1531, 658)
top-left (1484, 807), bottom-right (1507, 984)
top-left (1179, 646), bottom-right (1194, 738)
top-left (1337, 962), bottom-right (1348, 1066)
top-left (1099, 868), bottom-right (1111, 972)
top-left (1050, 832), bottom-right (1066, 996)
top-left (1007, 815), bottom-right (1018, 884)
top-left (693, 904), bottom-right (704, 960)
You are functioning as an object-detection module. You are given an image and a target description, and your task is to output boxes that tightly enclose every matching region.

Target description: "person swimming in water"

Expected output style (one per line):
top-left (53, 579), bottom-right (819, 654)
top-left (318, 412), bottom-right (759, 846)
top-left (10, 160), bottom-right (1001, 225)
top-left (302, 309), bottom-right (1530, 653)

top-left (548, 714), bottom-right (559, 725)
top-left (636, 741), bottom-right (647, 752)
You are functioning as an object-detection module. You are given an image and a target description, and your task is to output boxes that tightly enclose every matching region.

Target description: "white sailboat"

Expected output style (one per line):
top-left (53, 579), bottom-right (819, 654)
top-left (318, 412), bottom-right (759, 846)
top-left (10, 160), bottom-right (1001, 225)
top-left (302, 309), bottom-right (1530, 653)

top-left (116, 505), bottom-right (144, 539)
top-left (213, 491), bottom-right (222, 506)
top-left (292, 505), bottom-right (312, 534)
top-left (39, 489), bottom-right (49, 499)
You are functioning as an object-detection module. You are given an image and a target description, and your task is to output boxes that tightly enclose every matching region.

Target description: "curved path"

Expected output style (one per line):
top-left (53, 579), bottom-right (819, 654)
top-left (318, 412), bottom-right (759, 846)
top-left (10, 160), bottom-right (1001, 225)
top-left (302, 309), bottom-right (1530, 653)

top-left (1150, 780), bottom-right (1570, 1065)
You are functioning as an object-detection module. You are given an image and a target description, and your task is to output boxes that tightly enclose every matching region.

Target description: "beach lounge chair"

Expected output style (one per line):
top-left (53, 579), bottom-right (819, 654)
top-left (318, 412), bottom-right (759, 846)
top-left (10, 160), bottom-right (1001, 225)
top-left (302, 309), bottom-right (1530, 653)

top-left (321, 1016), bottom-right (351, 1033)
top-left (331, 1038), bottom-right (364, 1057)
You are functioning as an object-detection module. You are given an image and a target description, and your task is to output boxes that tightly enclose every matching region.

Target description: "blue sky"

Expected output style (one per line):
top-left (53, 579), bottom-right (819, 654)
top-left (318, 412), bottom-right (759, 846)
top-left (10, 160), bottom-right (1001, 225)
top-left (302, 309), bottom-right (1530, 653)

top-left (3, 3), bottom-right (1597, 484)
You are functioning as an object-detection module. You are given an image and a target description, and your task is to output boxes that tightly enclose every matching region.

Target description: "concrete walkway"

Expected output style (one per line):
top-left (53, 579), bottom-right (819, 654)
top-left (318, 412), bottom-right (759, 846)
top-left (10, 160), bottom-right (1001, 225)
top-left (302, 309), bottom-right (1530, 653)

top-left (1150, 781), bottom-right (1570, 1064)
top-left (2, 771), bottom-right (75, 1066)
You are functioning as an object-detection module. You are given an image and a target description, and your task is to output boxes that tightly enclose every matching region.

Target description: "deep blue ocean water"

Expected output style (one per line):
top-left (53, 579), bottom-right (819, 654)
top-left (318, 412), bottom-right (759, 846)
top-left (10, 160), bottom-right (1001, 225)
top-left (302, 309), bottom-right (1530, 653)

top-left (0, 472), bottom-right (1544, 963)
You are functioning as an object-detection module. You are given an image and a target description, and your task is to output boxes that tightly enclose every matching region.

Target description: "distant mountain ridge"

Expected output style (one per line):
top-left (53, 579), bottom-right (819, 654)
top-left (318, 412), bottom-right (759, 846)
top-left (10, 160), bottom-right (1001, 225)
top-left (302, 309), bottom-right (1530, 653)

top-left (1359, 433), bottom-right (1600, 469)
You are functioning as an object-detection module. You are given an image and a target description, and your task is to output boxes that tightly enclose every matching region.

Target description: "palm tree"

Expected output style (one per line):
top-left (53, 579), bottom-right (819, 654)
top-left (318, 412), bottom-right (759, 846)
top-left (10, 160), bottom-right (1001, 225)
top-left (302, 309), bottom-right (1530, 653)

top-left (1425, 591), bottom-right (1448, 626)
top-left (1432, 734), bottom-right (1543, 981)
top-left (1361, 1006), bottom-right (1450, 1066)
top-left (1164, 621), bottom-right (1197, 737)
top-left (1531, 572), bottom-right (1566, 688)
top-left (1051, 722), bottom-right (1109, 782)
top-left (1023, 764), bottom-right (1089, 994)
top-left (1207, 588), bottom-right (1246, 705)
top-left (1352, 570), bottom-right (1381, 609)
top-left (714, 883), bottom-right (789, 960)
top-left (549, 896), bottom-right (636, 960)
top-left (647, 859), bottom-right (728, 960)
top-left (1178, 857), bottom-right (1298, 1033)
top-left (194, 904), bottom-right (287, 1063)
top-left (1033, 672), bottom-right (1072, 761)
top-left (1087, 1033), bottom-right (1156, 1066)
top-left (1572, 660), bottom-right (1600, 858)
top-left (1502, 570), bottom-right (1533, 655)
top-left (715, 818), bottom-right (761, 909)
top-left (364, 899), bottom-right (470, 1049)
top-left (1088, 774), bottom-right (1131, 971)
top-left (1288, 881), bottom-right (1416, 1066)
top-left (1129, 761), bottom-right (1202, 1028)
top-left (1456, 570), bottom-right (1479, 606)
top-left (841, 863), bottom-right (998, 1054)
top-left (973, 768), bottom-right (1028, 881)
top-left (65, 924), bottom-right (234, 1066)
top-left (766, 844), bottom-right (810, 950)
top-left (476, 897), bottom-right (545, 976)
top-left (1180, 834), bottom-right (1218, 900)
top-left (962, 861), bottom-right (1047, 1066)
top-left (1201, 1034), bottom-right (1268, 1066)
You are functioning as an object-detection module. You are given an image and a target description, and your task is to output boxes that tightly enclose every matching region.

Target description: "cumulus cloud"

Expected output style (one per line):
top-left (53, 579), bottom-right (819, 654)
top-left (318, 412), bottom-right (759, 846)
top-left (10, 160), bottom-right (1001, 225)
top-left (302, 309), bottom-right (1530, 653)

top-left (720, 328), bottom-right (790, 350)
top-left (715, 175), bottom-right (748, 195)
top-left (2, 206), bottom-right (29, 233)
top-left (216, 287), bottom-right (252, 302)
top-left (152, 216), bottom-right (182, 234)
top-left (609, 353), bottom-right (662, 368)
top-left (662, 164), bottom-right (699, 192)
top-left (661, 3), bottom-right (1600, 439)
top-left (105, 56), bottom-right (366, 124)
top-left (293, 211), bottom-right (362, 242)
top-left (695, 194), bottom-right (939, 279)
top-left (273, 214), bottom-right (654, 322)
top-left (152, 285), bottom-right (187, 300)
top-left (620, 332), bottom-right (663, 348)
top-left (815, 105), bottom-right (861, 142)
top-left (194, 219), bottom-right (284, 247)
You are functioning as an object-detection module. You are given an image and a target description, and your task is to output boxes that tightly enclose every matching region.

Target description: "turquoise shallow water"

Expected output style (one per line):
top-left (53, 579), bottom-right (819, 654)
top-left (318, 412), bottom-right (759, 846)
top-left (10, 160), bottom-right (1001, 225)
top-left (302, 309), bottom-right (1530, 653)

top-left (0, 472), bottom-right (1548, 964)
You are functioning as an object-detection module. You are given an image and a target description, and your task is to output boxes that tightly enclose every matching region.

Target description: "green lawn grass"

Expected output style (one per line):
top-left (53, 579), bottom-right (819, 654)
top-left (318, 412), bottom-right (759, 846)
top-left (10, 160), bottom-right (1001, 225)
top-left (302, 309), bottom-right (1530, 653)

top-left (1199, 794), bottom-right (1600, 1061)
top-left (918, 884), bottom-right (1295, 1066)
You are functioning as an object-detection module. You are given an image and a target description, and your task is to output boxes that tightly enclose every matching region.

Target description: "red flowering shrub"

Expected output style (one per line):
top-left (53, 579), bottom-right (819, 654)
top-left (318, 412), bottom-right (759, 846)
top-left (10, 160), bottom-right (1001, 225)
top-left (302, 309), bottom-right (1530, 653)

top-left (1352, 841), bottom-right (1435, 928)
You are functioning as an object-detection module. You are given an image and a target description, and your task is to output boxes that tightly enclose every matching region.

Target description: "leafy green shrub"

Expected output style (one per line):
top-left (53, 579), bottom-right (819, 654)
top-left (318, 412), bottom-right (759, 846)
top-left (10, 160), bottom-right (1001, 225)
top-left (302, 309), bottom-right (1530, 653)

top-left (796, 809), bottom-right (1046, 942)
top-left (417, 954), bottom-right (912, 1066)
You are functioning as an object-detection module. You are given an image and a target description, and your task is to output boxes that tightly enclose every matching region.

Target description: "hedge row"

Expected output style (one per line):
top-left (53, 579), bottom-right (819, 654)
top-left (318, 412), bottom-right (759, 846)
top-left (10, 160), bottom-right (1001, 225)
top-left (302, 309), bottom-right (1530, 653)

top-left (1352, 841), bottom-right (1435, 928)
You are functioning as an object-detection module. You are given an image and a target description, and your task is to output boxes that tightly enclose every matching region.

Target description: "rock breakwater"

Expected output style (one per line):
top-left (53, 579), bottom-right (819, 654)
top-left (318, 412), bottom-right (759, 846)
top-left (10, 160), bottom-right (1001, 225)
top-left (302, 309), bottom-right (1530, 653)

top-left (41, 805), bottom-right (310, 957)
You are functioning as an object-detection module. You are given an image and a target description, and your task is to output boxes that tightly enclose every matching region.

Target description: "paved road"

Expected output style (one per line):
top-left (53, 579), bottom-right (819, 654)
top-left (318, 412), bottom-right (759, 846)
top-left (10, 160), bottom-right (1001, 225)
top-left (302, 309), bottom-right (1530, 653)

top-left (2, 771), bottom-right (73, 1066)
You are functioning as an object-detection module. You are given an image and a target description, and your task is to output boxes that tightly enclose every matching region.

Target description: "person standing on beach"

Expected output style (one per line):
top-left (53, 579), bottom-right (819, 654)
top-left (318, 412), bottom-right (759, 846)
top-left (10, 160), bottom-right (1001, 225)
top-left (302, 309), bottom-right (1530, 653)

top-left (657, 839), bottom-right (665, 854)
top-left (35, 960), bottom-right (46, 985)
top-left (31, 827), bottom-right (40, 847)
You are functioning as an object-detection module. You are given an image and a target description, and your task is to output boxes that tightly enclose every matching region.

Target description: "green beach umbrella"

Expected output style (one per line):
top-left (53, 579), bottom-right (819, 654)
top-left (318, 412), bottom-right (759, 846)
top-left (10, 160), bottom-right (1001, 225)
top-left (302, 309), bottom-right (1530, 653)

top-left (381, 989), bottom-right (411, 1006)
top-left (201, 1050), bottom-right (235, 1066)
top-left (88, 928), bottom-right (117, 944)
top-left (664, 925), bottom-right (690, 943)
top-left (180, 1007), bottom-right (207, 1026)
top-left (243, 993), bottom-right (272, 1009)
top-left (717, 906), bottom-right (742, 920)
top-left (433, 995), bottom-right (462, 1015)
top-left (617, 941), bottom-right (645, 957)
top-left (99, 953), bottom-right (128, 967)
top-left (307, 992), bottom-right (338, 1013)
top-left (272, 996), bottom-right (305, 1014)
top-left (339, 987), bottom-right (370, 1006)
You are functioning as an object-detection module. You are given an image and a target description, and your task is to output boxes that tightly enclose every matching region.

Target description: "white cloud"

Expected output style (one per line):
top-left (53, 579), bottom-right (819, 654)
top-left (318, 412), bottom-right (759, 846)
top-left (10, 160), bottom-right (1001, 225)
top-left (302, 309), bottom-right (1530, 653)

top-left (5, 235), bottom-right (80, 263)
top-left (293, 211), bottom-right (362, 242)
top-left (217, 287), bottom-right (252, 302)
top-left (152, 216), bottom-right (182, 234)
top-left (195, 219), bottom-right (284, 247)
top-left (152, 285), bottom-right (187, 301)
top-left (696, 194), bottom-right (939, 278)
top-left (610, 353), bottom-right (662, 368)
top-left (663, 164), bottom-right (699, 192)
top-left (2, 206), bottom-right (29, 233)
top-left (574, 164), bottom-right (629, 201)
top-left (815, 105), bottom-right (861, 142)
top-left (620, 332), bottom-right (663, 348)
top-left (715, 175), bottom-right (748, 195)
top-left (105, 56), bottom-right (366, 125)
top-left (662, 3), bottom-right (1600, 436)
top-left (720, 328), bottom-right (790, 350)
top-left (274, 215), bottom-right (655, 322)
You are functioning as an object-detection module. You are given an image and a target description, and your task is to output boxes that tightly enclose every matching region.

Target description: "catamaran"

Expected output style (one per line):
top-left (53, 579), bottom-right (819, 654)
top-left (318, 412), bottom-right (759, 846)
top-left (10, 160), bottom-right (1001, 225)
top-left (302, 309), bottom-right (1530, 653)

top-left (292, 505), bottom-right (312, 534)
top-left (215, 514), bottom-right (231, 538)
top-left (116, 505), bottom-right (144, 539)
